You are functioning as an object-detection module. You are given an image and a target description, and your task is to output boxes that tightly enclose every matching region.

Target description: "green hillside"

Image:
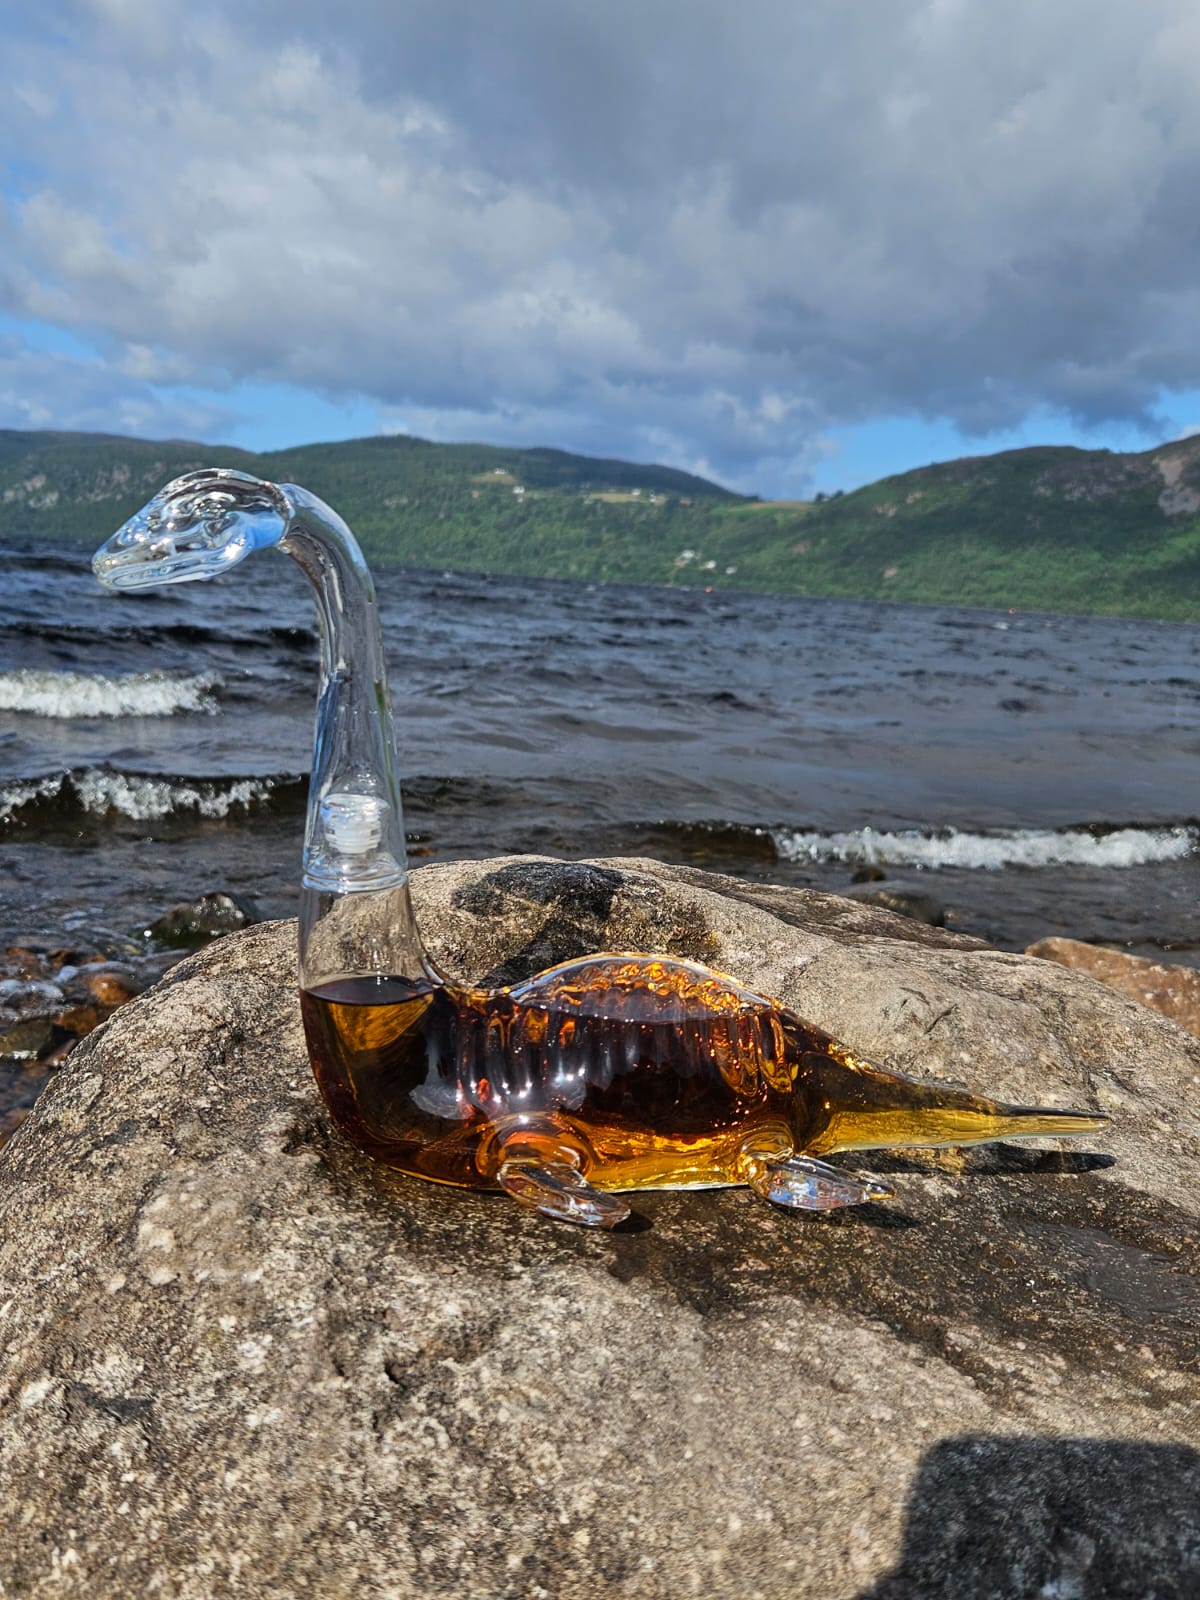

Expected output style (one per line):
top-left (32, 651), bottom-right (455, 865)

top-left (0, 430), bottom-right (741, 584)
top-left (4, 427), bottom-right (1200, 620)
top-left (704, 441), bottom-right (1200, 621)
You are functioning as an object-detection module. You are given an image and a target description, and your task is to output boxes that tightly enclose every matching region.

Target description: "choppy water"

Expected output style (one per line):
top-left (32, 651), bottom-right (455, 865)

top-left (4, 538), bottom-right (1200, 963)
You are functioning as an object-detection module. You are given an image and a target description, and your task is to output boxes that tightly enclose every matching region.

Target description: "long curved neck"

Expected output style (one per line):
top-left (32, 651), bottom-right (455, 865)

top-left (282, 486), bottom-right (432, 986)
top-left (282, 486), bottom-right (408, 891)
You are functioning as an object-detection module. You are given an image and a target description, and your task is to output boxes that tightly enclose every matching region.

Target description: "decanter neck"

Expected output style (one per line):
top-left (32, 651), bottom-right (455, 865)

top-left (280, 485), bottom-right (410, 896)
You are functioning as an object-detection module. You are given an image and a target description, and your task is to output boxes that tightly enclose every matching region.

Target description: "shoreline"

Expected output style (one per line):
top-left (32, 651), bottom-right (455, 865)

top-left (8, 531), bottom-right (1200, 627)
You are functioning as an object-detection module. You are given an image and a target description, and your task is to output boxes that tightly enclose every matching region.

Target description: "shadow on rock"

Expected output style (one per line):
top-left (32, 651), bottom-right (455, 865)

top-left (859, 1435), bottom-right (1200, 1599)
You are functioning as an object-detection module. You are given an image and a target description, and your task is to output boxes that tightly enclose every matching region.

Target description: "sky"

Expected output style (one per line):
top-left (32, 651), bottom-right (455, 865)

top-left (2, 0), bottom-right (1200, 498)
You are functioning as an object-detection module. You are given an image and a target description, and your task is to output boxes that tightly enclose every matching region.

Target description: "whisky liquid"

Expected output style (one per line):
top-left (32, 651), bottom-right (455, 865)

top-left (300, 955), bottom-right (1110, 1196)
top-left (300, 958), bottom-right (812, 1193)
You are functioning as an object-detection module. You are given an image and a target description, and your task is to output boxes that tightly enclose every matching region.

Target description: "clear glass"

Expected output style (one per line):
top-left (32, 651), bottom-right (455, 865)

top-left (94, 471), bottom-right (1111, 1229)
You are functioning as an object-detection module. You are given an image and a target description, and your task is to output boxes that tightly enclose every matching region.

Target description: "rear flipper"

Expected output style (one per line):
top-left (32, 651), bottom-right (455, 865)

top-left (497, 1155), bottom-right (632, 1228)
top-left (745, 1153), bottom-right (895, 1212)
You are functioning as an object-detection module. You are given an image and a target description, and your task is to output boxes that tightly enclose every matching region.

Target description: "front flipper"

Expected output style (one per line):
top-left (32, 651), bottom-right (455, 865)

top-left (498, 1156), bottom-right (632, 1228)
top-left (746, 1154), bottom-right (894, 1212)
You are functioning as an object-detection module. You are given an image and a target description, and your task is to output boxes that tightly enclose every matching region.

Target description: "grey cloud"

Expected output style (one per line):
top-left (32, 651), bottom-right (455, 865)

top-left (0, 339), bottom-right (236, 440)
top-left (3, 0), bottom-right (1200, 488)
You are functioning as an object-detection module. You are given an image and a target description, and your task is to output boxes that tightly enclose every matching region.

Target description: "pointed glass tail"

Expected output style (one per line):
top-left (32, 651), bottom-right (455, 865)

top-left (799, 1046), bottom-right (1112, 1156)
top-left (959, 1103), bottom-right (1111, 1141)
top-left (814, 1097), bottom-right (1112, 1154)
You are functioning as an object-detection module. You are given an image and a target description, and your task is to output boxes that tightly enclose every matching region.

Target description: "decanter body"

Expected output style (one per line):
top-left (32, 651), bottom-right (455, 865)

top-left (94, 470), bottom-right (1109, 1228)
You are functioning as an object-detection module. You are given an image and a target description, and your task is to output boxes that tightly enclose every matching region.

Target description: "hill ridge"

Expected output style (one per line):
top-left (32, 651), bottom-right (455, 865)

top-left (4, 426), bottom-right (1200, 621)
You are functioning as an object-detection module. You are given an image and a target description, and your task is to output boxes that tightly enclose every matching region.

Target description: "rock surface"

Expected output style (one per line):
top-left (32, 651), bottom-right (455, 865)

top-left (0, 856), bottom-right (1197, 1600)
top-left (1027, 934), bottom-right (1200, 1038)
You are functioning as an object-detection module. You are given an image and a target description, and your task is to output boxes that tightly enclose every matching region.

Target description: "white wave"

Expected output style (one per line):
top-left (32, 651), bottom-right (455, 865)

top-left (0, 668), bottom-right (221, 718)
top-left (72, 770), bottom-right (277, 821)
top-left (772, 823), bottom-right (1198, 871)
top-left (0, 769), bottom-right (280, 822)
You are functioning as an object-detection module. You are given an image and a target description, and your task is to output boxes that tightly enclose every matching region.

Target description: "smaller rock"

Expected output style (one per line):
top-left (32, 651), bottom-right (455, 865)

top-left (844, 881), bottom-right (946, 926)
top-left (851, 864), bottom-right (888, 883)
top-left (142, 891), bottom-right (262, 949)
top-left (44, 948), bottom-right (107, 974)
top-left (1026, 937), bottom-right (1200, 1037)
top-left (0, 979), bottom-right (66, 1021)
top-left (75, 962), bottom-right (143, 1008)
top-left (48, 1003), bottom-right (101, 1038)
top-left (0, 1018), bottom-right (54, 1061)
top-left (1, 948), bottom-right (42, 978)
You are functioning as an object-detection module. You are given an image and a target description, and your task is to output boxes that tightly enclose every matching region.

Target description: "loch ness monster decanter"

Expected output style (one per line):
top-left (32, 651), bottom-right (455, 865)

top-left (93, 470), bottom-right (1110, 1228)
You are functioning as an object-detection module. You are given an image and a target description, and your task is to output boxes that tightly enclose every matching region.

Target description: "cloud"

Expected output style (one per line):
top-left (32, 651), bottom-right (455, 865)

top-left (0, 337), bottom-right (235, 438)
top-left (3, 0), bottom-right (1200, 487)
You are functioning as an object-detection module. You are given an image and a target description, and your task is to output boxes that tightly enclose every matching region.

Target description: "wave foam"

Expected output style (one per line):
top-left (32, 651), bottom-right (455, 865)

top-left (772, 823), bottom-right (1198, 871)
top-left (1, 768), bottom-right (286, 825)
top-left (0, 669), bottom-right (221, 718)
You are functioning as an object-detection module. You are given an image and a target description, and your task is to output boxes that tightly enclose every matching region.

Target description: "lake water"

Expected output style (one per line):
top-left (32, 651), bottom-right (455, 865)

top-left (4, 539), bottom-right (1200, 965)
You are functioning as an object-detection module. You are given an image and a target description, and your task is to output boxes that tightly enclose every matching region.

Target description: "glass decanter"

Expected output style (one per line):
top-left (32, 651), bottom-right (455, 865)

top-left (93, 470), bottom-right (1109, 1227)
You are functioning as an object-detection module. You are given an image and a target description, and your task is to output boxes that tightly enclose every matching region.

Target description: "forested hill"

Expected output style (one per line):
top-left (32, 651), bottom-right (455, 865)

top-left (0, 429), bottom-right (742, 576)
top-left (4, 427), bottom-right (1200, 620)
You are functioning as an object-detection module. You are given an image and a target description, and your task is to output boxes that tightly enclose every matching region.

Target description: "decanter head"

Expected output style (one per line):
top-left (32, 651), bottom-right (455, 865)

top-left (93, 468), bottom-right (291, 591)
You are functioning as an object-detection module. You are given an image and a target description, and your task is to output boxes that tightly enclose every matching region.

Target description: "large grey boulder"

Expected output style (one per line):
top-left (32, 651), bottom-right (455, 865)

top-left (0, 857), bottom-right (1197, 1599)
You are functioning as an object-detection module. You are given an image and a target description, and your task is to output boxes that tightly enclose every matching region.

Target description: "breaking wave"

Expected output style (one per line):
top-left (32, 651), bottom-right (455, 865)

top-left (0, 668), bottom-right (221, 718)
top-left (772, 823), bottom-right (1198, 871)
top-left (1, 767), bottom-right (303, 829)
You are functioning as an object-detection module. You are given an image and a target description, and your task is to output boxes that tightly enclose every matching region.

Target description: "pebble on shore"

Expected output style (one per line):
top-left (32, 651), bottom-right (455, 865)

top-left (0, 951), bottom-right (147, 1145)
top-left (0, 890), bottom-right (263, 1147)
